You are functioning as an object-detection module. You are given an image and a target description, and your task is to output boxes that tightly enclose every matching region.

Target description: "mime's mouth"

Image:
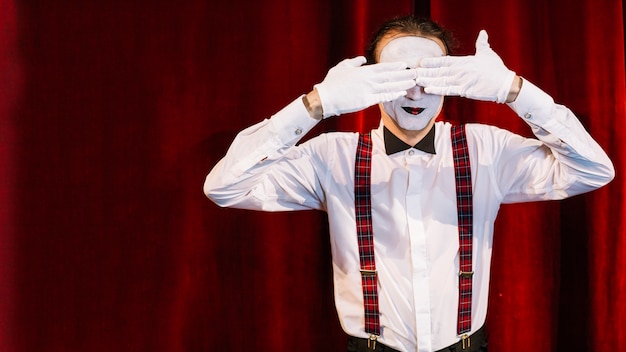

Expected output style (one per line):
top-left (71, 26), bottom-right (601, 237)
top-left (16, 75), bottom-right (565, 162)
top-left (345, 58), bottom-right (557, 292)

top-left (402, 107), bottom-right (425, 115)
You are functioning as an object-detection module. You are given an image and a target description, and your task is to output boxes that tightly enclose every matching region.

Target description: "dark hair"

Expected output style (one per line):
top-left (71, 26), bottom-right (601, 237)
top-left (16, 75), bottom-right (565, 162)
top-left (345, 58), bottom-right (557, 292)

top-left (365, 16), bottom-right (457, 64)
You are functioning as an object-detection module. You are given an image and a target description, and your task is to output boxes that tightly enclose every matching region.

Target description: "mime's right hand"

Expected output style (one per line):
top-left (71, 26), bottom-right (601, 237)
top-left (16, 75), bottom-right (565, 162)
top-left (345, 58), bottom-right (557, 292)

top-left (313, 56), bottom-right (417, 118)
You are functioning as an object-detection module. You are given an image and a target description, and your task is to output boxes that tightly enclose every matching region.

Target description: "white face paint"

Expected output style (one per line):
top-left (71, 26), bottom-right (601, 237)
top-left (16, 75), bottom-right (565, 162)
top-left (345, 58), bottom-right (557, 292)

top-left (379, 36), bottom-right (445, 131)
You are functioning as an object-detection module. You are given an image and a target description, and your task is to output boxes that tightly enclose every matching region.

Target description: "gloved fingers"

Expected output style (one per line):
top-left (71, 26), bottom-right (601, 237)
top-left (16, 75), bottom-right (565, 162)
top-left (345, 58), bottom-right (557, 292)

top-left (415, 76), bottom-right (440, 88)
top-left (382, 68), bottom-right (418, 83)
top-left (371, 90), bottom-right (407, 104)
top-left (422, 85), bottom-right (462, 97)
top-left (336, 56), bottom-right (367, 68)
top-left (418, 55), bottom-right (463, 69)
top-left (475, 30), bottom-right (490, 53)
top-left (368, 60), bottom-right (410, 73)
top-left (415, 65), bottom-right (463, 81)
top-left (415, 69), bottom-right (470, 91)
top-left (378, 79), bottom-right (417, 94)
top-left (418, 70), bottom-right (472, 93)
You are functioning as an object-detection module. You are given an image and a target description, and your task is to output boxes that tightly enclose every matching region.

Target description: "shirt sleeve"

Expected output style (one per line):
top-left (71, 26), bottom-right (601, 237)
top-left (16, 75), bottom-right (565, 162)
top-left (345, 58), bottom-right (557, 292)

top-left (203, 96), bottom-right (328, 211)
top-left (491, 79), bottom-right (615, 203)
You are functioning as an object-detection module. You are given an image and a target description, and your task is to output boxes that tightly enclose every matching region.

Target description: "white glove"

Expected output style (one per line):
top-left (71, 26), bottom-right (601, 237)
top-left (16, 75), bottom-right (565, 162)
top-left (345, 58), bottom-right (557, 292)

top-left (415, 30), bottom-right (516, 103)
top-left (314, 56), bottom-right (418, 118)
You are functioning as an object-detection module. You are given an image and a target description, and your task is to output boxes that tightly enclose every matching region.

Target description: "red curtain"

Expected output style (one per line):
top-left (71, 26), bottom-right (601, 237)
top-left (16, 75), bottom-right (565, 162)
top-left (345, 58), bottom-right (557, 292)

top-left (430, 1), bottom-right (626, 350)
top-left (0, 0), bottom-right (624, 351)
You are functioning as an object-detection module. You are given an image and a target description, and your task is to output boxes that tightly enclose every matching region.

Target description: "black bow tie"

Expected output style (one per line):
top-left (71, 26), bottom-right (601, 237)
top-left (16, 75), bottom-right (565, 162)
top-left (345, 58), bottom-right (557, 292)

top-left (383, 125), bottom-right (436, 155)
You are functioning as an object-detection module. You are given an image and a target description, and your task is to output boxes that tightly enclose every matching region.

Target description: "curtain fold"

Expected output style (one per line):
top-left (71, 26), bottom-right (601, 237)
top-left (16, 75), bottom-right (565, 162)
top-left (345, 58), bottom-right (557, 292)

top-left (1, 0), bottom-right (624, 351)
top-left (432, 1), bottom-right (626, 350)
top-left (0, 0), bottom-right (20, 350)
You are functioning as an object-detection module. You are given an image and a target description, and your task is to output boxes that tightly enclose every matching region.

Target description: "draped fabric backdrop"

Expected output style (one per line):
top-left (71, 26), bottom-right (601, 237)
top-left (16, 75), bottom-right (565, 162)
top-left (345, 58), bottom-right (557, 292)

top-left (0, 0), bottom-right (624, 351)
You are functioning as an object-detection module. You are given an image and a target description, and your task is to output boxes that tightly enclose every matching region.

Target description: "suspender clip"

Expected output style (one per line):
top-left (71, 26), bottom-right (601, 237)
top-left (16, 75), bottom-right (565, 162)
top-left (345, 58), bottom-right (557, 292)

top-left (367, 334), bottom-right (378, 350)
top-left (359, 269), bottom-right (377, 276)
top-left (459, 270), bottom-right (474, 278)
top-left (461, 334), bottom-right (471, 350)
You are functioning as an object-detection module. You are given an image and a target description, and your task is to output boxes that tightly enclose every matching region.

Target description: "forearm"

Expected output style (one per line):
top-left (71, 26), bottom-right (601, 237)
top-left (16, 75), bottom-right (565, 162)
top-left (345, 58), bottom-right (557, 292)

top-left (204, 96), bottom-right (321, 206)
top-left (507, 79), bottom-right (615, 189)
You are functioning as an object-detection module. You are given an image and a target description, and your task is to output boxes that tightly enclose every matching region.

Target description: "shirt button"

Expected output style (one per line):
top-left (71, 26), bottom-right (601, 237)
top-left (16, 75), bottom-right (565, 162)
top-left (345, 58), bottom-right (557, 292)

top-left (524, 113), bottom-right (532, 119)
top-left (295, 128), bottom-right (303, 135)
top-left (408, 150), bottom-right (415, 156)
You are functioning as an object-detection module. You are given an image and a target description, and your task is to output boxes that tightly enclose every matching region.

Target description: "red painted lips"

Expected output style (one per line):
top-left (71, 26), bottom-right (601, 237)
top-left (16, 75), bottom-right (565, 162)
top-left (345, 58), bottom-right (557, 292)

top-left (402, 107), bottom-right (425, 115)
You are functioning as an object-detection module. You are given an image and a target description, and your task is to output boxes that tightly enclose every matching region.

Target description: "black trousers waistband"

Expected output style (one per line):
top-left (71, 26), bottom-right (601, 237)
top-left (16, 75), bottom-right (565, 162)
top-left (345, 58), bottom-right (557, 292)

top-left (435, 325), bottom-right (487, 352)
top-left (347, 325), bottom-right (487, 352)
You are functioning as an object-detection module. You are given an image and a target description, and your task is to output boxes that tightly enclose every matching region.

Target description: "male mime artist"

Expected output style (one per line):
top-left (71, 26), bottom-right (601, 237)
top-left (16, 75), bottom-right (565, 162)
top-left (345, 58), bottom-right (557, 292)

top-left (204, 16), bottom-right (614, 352)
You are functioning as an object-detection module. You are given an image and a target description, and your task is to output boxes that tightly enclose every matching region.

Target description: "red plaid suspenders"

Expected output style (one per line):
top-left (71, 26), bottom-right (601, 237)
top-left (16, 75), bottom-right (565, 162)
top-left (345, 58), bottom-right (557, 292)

top-left (354, 125), bottom-right (474, 346)
top-left (354, 132), bottom-right (380, 348)
top-left (451, 125), bottom-right (474, 339)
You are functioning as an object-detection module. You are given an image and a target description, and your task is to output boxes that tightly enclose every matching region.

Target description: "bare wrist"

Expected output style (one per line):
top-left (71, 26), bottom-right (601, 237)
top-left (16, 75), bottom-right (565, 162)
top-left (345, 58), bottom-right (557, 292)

top-left (303, 90), bottom-right (324, 120)
top-left (506, 75), bottom-right (523, 103)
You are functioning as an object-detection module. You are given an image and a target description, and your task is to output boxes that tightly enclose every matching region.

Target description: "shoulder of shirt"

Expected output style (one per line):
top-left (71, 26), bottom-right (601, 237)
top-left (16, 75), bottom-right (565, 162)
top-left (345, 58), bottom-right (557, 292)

top-left (438, 121), bottom-right (512, 134)
top-left (435, 120), bottom-right (521, 145)
top-left (299, 131), bottom-right (359, 144)
top-left (450, 122), bottom-right (536, 153)
top-left (296, 131), bottom-right (360, 154)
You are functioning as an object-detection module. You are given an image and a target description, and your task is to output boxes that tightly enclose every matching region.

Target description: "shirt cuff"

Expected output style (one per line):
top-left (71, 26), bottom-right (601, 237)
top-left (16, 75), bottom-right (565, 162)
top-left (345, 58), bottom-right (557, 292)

top-left (269, 95), bottom-right (321, 146)
top-left (506, 78), bottom-right (598, 161)
top-left (506, 78), bottom-right (555, 125)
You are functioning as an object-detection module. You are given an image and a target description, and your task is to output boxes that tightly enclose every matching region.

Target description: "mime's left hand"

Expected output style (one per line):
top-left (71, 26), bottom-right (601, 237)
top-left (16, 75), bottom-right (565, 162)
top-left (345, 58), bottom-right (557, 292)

top-left (416, 30), bottom-right (518, 103)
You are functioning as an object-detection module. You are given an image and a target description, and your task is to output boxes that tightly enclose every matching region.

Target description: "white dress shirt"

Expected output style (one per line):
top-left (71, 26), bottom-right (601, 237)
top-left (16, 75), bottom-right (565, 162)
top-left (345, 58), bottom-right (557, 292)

top-left (204, 80), bottom-right (614, 351)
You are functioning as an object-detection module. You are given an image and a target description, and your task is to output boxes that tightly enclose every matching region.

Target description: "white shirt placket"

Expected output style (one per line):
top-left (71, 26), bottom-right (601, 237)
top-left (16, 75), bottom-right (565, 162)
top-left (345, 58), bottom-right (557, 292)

top-left (405, 149), bottom-right (432, 351)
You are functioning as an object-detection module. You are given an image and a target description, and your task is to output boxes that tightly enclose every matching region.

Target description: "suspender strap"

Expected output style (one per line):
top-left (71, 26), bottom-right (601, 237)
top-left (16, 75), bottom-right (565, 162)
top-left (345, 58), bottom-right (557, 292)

top-left (354, 132), bottom-right (380, 340)
top-left (451, 124), bottom-right (474, 335)
top-left (354, 126), bottom-right (474, 340)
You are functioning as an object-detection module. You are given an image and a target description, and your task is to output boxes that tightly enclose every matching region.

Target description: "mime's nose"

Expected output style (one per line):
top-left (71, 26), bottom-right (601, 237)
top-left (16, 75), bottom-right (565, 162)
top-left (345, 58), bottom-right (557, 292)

top-left (405, 85), bottom-right (425, 100)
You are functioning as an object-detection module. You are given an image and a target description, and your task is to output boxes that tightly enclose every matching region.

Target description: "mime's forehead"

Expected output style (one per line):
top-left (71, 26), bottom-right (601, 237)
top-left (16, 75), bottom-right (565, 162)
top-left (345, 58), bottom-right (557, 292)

top-left (378, 35), bottom-right (445, 67)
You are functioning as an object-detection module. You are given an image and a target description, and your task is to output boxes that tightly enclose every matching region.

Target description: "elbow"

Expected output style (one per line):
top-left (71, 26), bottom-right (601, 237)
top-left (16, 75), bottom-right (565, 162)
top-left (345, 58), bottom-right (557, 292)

top-left (203, 173), bottom-right (228, 207)
top-left (600, 161), bottom-right (616, 187)
top-left (585, 160), bottom-right (616, 191)
top-left (203, 172), bottom-right (253, 208)
top-left (561, 160), bottom-right (615, 198)
top-left (203, 185), bottom-right (220, 206)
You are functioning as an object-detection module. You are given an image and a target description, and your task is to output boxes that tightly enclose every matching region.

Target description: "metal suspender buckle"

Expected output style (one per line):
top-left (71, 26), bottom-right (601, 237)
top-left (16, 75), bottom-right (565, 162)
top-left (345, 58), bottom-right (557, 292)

top-left (461, 334), bottom-right (471, 350)
top-left (359, 269), bottom-right (377, 276)
top-left (459, 271), bottom-right (474, 278)
top-left (367, 334), bottom-right (378, 350)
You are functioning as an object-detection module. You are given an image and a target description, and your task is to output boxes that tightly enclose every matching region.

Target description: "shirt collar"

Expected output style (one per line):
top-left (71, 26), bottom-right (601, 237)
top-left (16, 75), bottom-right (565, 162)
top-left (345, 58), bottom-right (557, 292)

top-left (383, 124), bottom-right (436, 155)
